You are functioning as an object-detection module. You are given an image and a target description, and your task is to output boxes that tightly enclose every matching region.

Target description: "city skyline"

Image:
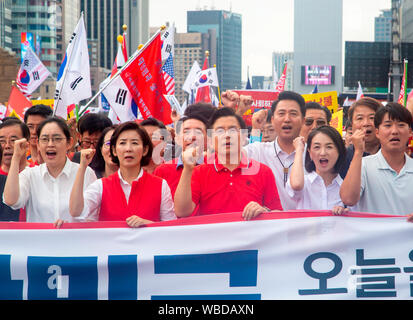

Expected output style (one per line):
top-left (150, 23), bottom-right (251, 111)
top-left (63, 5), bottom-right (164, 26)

top-left (150, 0), bottom-right (391, 81)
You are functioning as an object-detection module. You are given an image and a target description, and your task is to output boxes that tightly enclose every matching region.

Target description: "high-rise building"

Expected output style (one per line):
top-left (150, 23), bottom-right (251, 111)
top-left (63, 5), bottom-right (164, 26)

top-left (81, 0), bottom-right (149, 70)
top-left (375, 9), bottom-right (392, 42)
top-left (11, 0), bottom-right (65, 75)
top-left (402, 0), bottom-right (413, 42)
top-left (272, 52), bottom-right (294, 91)
top-left (0, 0), bottom-right (12, 52)
top-left (187, 10), bottom-right (242, 91)
top-left (174, 31), bottom-right (216, 104)
top-left (293, 0), bottom-right (343, 94)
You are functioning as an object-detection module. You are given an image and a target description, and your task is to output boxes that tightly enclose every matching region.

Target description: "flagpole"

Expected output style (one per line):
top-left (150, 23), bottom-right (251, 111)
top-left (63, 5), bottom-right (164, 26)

top-left (213, 64), bottom-right (222, 105)
top-left (78, 25), bottom-right (166, 117)
top-left (53, 12), bottom-right (85, 117)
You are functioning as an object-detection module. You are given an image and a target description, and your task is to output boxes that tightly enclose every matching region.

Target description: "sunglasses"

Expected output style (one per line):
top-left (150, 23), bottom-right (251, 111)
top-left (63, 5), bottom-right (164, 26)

top-left (305, 118), bottom-right (327, 127)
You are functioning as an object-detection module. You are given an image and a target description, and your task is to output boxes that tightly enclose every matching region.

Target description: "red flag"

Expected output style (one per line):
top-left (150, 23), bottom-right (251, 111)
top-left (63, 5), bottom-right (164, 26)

top-left (275, 63), bottom-right (288, 94)
top-left (120, 34), bottom-right (172, 125)
top-left (195, 56), bottom-right (212, 103)
top-left (6, 86), bottom-right (32, 119)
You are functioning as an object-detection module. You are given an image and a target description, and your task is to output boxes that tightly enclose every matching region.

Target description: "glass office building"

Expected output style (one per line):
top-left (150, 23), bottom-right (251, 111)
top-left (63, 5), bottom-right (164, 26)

top-left (187, 10), bottom-right (242, 91)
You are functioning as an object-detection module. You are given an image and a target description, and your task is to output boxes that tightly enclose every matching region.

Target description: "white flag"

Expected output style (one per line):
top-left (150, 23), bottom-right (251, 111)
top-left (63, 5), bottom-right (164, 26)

top-left (16, 46), bottom-right (51, 96)
top-left (356, 81), bottom-right (364, 101)
top-left (54, 15), bottom-right (91, 119)
top-left (191, 67), bottom-right (219, 90)
top-left (102, 77), bottom-right (136, 123)
top-left (161, 25), bottom-right (175, 61)
top-left (343, 97), bottom-right (351, 107)
top-left (182, 61), bottom-right (201, 94)
top-left (102, 36), bottom-right (137, 124)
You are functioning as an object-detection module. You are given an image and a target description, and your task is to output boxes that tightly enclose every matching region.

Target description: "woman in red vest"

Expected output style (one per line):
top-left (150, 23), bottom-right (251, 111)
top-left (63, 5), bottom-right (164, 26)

top-left (69, 121), bottom-right (176, 227)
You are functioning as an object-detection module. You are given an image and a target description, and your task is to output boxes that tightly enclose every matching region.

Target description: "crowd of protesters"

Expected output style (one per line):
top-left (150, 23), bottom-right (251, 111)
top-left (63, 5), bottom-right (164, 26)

top-left (1, 89), bottom-right (413, 227)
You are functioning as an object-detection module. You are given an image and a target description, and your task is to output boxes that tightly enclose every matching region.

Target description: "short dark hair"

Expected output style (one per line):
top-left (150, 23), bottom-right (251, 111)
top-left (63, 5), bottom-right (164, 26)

top-left (77, 113), bottom-right (112, 135)
top-left (271, 91), bottom-right (306, 117)
top-left (208, 107), bottom-right (247, 130)
top-left (36, 116), bottom-right (71, 140)
top-left (175, 114), bottom-right (208, 134)
top-left (109, 121), bottom-right (153, 167)
top-left (265, 109), bottom-right (273, 124)
top-left (140, 118), bottom-right (166, 130)
top-left (305, 125), bottom-right (347, 174)
top-left (184, 102), bottom-right (216, 121)
top-left (348, 97), bottom-right (382, 122)
top-left (24, 104), bottom-right (53, 123)
top-left (374, 102), bottom-right (413, 128)
top-left (0, 118), bottom-right (30, 140)
top-left (90, 125), bottom-right (118, 173)
top-left (304, 102), bottom-right (332, 124)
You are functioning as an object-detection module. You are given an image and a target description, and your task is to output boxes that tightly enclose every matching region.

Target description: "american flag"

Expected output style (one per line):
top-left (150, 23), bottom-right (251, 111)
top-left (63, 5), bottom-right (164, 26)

top-left (162, 54), bottom-right (175, 95)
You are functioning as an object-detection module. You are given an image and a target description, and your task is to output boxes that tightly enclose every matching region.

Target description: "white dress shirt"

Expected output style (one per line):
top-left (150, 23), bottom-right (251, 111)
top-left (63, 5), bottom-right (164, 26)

top-left (286, 171), bottom-right (344, 210)
top-left (5, 158), bottom-right (97, 222)
top-left (83, 169), bottom-right (176, 222)
top-left (244, 138), bottom-right (306, 211)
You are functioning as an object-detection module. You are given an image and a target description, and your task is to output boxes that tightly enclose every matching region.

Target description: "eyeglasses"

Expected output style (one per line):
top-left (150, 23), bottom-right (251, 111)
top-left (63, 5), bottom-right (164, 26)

top-left (214, 128), bottom-right (240, 136)
top-left (39, 136), bottom-right (66, 144)
top-left (80, 140), bottom-right (99, 148)
top-left (305, 118), bottom-right (327, 127)
top-left (102, 141), bottom-right (111, 149)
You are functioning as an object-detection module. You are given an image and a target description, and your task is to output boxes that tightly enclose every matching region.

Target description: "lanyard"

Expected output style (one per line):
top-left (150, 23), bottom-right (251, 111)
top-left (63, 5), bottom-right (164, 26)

top-left (274, 141), bottom-right (294, 187)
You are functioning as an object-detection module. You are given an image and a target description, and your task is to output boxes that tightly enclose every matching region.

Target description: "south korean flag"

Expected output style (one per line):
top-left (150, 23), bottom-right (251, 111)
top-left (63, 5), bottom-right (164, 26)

top-left (101, 76), bottom-right (137, 123)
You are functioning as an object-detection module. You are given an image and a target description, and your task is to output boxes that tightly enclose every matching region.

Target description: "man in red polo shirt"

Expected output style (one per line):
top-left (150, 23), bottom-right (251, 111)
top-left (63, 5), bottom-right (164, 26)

top-left (153, 114), bottom-right (208, 198)
top-left (174, 107), bottom-right (283, 220)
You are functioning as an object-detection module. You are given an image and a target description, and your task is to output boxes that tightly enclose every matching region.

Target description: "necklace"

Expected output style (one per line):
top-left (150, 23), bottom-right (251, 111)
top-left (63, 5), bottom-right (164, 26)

top-left (274, 141), bottom-right (294, 187)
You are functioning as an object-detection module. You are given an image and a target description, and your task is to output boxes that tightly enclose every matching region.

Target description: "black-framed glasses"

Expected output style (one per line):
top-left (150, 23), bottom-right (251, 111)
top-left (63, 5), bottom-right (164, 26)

top-left (80, 140), bottom-right (98, 148)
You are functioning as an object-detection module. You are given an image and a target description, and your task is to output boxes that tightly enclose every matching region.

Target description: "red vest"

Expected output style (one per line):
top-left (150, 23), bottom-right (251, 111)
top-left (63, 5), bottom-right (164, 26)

top-left (100, 171), bottom-right (162, 222)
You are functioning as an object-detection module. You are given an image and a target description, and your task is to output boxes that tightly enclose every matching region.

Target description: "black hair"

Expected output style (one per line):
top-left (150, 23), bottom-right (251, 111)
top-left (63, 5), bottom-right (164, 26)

top-left (23, 104), bottom-right (53, 123)
top-left (175, 114), bottom-right (208, 134)
top-left (208, 107), bottom-right (247, 130)
top-left (374, 102), bottom-right (413, 128)
top-left (305, 125), bottom-right (347, 174)
top-left (109, 121), bottom-right (153, 167)
top-left (184, 102), bottom-right (216, 121)
top-left (265, 109), bottom-right (273, 124)
top-left (0, 118), bottom-right (30, 140)
top-left (271, 91), bottom-right (306, 117)
top-left (90, 125), bottom-right (118, 173)
top-left (304, 102), bottom-right (332, 124)
top-left (36, 116), bottom-right (72, 140)
top-left (348, 97), bottom-right (382, 122)
top-left (77, 113), bottom-right (112, 135)
top-left (140, 117), bottom-right (167, 130)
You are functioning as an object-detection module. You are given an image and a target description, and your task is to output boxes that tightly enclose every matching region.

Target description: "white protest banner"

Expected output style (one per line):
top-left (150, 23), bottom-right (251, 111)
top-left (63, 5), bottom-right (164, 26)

top-left (0, 211), bottom-right (411, 300)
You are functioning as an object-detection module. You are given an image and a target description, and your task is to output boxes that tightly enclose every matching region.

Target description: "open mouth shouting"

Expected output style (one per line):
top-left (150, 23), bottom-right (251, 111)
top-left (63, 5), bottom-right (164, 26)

top-left (281, 125), bottom-right (293, 133)
top-left (45, 150), bottom-right (57, 160)
top-left (319, 158), bottom-right (329, 167)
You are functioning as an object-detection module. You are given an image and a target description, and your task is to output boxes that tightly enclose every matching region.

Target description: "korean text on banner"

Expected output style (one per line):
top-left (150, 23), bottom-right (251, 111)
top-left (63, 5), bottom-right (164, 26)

top-left (302, 91), bottom-right (339, 115)
top-left (0, 211), bottom-right (412, 300)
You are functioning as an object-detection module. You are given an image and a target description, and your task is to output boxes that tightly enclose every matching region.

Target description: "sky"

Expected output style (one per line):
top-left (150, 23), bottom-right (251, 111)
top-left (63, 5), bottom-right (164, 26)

top-left (149, 0), bottom-right (391, 81)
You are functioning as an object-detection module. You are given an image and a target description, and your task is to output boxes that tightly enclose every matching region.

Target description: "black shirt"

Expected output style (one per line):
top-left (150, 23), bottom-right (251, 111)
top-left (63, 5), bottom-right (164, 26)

top-left (0, 175), bottom-right (20, 221)
top-left (339, 145), bottom-right (370, 180)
